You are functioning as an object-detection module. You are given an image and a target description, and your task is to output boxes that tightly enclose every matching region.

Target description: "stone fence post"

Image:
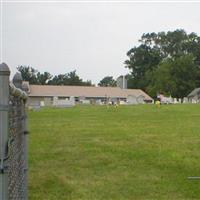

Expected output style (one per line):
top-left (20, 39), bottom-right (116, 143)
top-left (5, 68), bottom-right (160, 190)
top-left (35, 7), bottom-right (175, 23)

top-left (0, 63), bottom-right (10, 200)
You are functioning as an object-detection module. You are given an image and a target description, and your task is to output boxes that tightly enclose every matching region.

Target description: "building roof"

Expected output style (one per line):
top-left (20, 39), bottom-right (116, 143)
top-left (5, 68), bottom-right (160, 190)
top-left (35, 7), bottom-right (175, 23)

top-left (28, 85), bottom-right (153, 101)
top-left (188, 88), bottom-right (200, 97)
top-left (123, 89), bottom-right (151, 99)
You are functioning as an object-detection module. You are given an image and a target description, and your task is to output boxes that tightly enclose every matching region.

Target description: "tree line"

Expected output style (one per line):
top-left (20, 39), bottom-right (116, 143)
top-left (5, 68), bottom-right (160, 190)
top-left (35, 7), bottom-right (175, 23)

top-left (17, 66), bottom-right (93, 86)
top-left (17, 66), bottom-right (117, 87)
top-left (125, 29), bottom-right (200, 98)
top-left (18, 29), bottom-right (200, 98)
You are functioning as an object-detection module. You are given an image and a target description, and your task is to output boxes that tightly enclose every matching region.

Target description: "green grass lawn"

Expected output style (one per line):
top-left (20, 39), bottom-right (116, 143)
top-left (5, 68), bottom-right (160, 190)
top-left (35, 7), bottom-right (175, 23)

top-left (29, 104), bottom-right (200, 200)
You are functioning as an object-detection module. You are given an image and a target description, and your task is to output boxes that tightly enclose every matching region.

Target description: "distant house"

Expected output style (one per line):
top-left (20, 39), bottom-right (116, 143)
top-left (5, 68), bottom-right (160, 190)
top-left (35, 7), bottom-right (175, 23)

top-left (187, 88), bottom-right (200, 103)
top-left (23, 82), bottom-right (153, 107)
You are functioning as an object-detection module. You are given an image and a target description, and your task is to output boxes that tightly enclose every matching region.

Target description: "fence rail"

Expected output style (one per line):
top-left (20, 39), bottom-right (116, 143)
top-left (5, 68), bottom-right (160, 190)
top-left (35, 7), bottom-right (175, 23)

top-left (0, 63), bottom-right (28, 200)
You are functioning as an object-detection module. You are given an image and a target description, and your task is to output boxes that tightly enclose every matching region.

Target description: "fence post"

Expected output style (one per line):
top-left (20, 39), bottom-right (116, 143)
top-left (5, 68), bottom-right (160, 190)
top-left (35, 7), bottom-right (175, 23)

top-left (0, 63), bottom-right (10, 200)
top-left (13, 72), bottom-right (29, 199)
top-left (13, 72), bottom-right (29, 200)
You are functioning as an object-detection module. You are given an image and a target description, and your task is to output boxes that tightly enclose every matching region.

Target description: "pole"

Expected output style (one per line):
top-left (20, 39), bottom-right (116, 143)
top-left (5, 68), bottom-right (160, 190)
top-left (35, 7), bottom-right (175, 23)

top-left (0, 63), bottom-right (10, 200)
top-left (13, 72), bottom-right (28, 199)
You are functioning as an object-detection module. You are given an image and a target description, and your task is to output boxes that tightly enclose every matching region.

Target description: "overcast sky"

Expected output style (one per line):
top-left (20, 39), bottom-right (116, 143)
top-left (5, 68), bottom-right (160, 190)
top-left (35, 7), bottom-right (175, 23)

top-left (1, 1), bottom-right (200, 84)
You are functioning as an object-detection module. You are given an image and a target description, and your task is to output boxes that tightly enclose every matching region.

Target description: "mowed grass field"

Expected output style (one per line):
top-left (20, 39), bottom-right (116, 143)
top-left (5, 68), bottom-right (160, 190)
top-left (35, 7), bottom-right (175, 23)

top-left (29, 104), bottom-right (200, 200)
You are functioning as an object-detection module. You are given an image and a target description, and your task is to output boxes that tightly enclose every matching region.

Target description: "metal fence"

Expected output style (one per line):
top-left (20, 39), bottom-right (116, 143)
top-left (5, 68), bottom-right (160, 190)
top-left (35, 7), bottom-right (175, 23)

top-left (0, 63), bottom-right (28, 200)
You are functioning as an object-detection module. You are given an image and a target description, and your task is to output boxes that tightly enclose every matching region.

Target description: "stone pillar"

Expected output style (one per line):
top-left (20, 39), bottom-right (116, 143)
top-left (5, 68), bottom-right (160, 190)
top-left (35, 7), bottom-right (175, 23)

top-left (0, 63), bottom-right (10, 200)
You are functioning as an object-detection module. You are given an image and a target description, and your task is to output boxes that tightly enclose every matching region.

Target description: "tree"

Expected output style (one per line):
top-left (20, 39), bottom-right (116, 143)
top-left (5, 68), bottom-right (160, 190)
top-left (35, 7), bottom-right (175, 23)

top-left (125, 29), bottom-right (200, 97)
top-left (81, 80), bottom-right (93, 86)
top-left (146, 54), bottom-right (200, 98)
top-left (98, 76), bottom-right (116, 87)
top-left (17, 66), bottom-right (53, 85)
top-left (48, 70), bottom-right (93, 86)
top-left (17, 66), bottom-right (93, 86)
top-left (37, 72), bottom-right (52, 85)
top-left (17, 65), bottom-right (39, 84)
top-left (65, 70), bottom-right (83, 85)
top-left (125, 44), bottom-right (162, 89)
top-left (48, 74), bottom-right (66, 85)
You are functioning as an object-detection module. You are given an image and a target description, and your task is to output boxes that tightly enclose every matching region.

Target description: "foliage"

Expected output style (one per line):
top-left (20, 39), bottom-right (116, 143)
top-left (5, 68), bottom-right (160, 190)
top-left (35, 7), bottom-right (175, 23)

top-left (125, 29), bottom-right (200, 97)
top-left (17, 66), bottom-right (39, 84)
top-left (48, 70), bottom-right (82, 85)
top-left (147, 54), bottom-right (200, 98)
top-left (37, 72), bottom-right (52, 85)
top-left (17, 66), bottom-right (93, 86)
top-left (98, 76), bottom-right (116, 87)
top-left (29, 105), bottom-right (200, 200)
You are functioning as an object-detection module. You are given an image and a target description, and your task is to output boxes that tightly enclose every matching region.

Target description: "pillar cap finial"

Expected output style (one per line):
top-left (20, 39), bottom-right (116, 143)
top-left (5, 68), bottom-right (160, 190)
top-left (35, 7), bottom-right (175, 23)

top-left (0, 63), bottom-right (10, 76)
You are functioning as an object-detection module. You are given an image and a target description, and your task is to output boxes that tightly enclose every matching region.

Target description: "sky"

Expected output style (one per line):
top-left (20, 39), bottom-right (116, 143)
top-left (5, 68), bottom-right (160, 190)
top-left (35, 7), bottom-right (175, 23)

top-left (1, 1), bottom-right (200, 84)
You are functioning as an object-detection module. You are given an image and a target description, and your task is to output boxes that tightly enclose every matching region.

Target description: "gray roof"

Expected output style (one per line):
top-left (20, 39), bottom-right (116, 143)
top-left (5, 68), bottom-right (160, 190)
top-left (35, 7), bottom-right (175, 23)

top-left (187, 88), bottom-right (200, 97)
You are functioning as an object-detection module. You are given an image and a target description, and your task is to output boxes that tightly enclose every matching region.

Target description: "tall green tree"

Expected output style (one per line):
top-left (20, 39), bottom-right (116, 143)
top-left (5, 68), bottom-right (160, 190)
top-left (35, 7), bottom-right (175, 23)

top-left (125, 44), bottom-right (162, 89)
top-left (146, 54), bottom-right (200, 98)
top-left (98, 76), bottom-right (116, 87)
top-left (125, 29), bottom-right (200, 97)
